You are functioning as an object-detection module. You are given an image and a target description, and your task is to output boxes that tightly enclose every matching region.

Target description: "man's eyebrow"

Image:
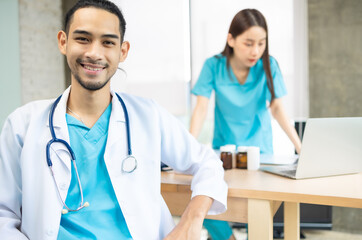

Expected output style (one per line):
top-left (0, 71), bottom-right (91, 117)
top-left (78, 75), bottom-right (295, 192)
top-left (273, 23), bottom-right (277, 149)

top-left (73, 30), bottom-right (92, 36)
top-left (102, 34), bottom-right (119, 39)
top-left (72, 30), bottom-right (119, 40)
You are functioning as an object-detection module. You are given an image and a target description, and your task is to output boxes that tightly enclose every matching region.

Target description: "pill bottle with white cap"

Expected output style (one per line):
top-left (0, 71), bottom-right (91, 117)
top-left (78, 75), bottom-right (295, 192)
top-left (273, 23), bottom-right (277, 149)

top-left (219, 145), bottom-right (235, 170)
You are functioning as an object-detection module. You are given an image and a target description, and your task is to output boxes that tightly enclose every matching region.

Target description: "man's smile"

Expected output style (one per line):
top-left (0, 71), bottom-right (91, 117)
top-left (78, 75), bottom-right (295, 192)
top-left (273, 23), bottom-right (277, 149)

top-left (76, 59), bottom-right (108, 75)
top-left (81, 63), bottom-right (105, 74)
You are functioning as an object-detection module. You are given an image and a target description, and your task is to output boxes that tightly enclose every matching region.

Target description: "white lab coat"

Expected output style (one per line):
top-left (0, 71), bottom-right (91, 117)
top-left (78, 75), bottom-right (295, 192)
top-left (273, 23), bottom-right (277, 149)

top-left (0, 87), bottom-right (228, 240)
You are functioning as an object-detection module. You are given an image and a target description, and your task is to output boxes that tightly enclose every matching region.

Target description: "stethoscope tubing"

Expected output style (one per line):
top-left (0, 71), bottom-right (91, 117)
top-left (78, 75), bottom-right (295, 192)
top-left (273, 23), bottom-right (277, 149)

top-left (46, 95), bottom-right (76, 166)
top-left (115, 93), bottom-right (132, 156)
top-left (46, 92), bottom-right (137, 214)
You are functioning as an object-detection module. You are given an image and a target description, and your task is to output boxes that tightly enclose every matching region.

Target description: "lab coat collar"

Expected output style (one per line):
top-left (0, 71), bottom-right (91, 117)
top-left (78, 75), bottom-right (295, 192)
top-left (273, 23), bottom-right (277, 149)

top-left (44, 87), bottom-right (127, 170)
top-left (106, 90), bottom-right (127, 152)
top-left (48, 86), bottom-right (71, 129)
top-left (110, 89), bottom-right (126, 123)
top-left (47, 87), bottom-right (126, 128)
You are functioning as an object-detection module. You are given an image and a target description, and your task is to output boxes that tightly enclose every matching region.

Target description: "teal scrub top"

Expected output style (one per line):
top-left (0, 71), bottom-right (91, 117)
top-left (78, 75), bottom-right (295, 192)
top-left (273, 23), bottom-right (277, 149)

top-left (57, 104), bottom-right (132, 239)
top-left (192, 55), bottom-right (287, 153)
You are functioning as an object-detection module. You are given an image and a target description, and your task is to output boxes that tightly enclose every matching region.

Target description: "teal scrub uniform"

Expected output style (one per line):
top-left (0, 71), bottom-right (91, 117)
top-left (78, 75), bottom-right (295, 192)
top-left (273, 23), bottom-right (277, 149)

top-left (57, 104), bottom-right (132, 239)
top-left (192, 54), bottom-right (287, 154)
top-left (192, 55), bottom-right (287, 240)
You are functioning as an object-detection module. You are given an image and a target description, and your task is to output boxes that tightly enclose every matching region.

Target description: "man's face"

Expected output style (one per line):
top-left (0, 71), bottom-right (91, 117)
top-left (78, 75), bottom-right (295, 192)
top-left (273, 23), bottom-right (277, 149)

top-left (58, 7), bottom-right (129, 91)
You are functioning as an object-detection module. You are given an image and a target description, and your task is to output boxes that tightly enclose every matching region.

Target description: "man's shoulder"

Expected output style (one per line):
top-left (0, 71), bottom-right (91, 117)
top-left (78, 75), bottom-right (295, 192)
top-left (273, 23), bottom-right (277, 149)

top-left (1, 98), bottom-right (55, 141)
top-left (113, 92), bottom-right (172, 120)
top-left (113, 92), bottom-right (160, 113)
top-left (16, 98), bottom-right (53, 112)
top-left (114, 92), bottom-right (155, 106)
top-left (7, 98), bottom-right (54, 123)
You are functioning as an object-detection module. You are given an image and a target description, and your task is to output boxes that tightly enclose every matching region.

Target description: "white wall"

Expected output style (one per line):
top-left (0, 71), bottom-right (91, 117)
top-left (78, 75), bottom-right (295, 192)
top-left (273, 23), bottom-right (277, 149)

top-left (111, 0), bottom-right (191, 115)
top-left (293, 0), bottom-right (309, 120)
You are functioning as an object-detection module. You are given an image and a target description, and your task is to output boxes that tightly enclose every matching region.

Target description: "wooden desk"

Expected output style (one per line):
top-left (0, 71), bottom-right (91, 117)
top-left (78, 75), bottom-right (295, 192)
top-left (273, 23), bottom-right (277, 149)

top-left (161, 169), bottom-right (362, 240)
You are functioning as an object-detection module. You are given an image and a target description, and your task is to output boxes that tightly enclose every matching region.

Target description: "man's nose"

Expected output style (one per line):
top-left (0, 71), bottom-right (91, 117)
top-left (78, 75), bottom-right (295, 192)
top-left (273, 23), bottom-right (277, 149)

top-left (85, 42), bottom-right (103, 60)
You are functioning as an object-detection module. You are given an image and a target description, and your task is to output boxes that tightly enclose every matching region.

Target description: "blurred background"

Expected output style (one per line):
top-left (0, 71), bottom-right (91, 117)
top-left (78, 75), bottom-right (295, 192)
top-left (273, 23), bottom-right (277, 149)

top-left (1, 0), bottom-right (362, 236)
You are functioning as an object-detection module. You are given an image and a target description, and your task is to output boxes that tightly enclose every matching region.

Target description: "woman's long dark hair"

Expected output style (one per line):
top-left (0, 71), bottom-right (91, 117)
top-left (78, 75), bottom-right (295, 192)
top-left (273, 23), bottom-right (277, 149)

top-left (221, 9), bottom-right (275, 102)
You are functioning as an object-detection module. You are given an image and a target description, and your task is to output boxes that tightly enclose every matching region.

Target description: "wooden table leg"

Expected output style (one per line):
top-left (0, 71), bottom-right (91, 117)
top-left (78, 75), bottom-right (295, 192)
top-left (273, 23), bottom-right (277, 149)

top-left (284, 202), bottom-right (300, 240)
top-left (248, 199), bottom-right (274, 240)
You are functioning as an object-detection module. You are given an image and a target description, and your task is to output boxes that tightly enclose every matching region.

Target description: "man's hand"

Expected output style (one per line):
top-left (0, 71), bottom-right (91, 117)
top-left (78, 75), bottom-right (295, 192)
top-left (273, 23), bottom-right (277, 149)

top-left (163, 195), bottom-right (213, 240)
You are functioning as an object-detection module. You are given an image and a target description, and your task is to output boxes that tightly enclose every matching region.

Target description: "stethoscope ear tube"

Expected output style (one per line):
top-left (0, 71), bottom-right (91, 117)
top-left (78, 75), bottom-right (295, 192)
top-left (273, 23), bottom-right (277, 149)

top-left (46, 141), bottom-right (54, 167)
top-left (46, 139), bottom-right (76, 166)
top-left (48, 95), bottom-right (62, 140)
top-left (115, 93), bottom-right (132, 156)
top-left (46, 94), bottom-right (76, 167)
top-left (46, 95), bottom-right (61, 167)
top-left (115, 93), bottom-right (138, 173)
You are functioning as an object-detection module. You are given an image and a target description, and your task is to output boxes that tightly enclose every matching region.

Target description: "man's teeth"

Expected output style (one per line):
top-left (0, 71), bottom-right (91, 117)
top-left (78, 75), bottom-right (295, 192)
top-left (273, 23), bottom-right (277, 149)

top-left (84, 65), bottom-right (102, 71)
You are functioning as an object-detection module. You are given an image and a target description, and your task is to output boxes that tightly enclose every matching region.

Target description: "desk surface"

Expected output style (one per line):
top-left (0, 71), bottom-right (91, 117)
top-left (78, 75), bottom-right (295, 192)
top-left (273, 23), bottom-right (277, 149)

top-left (161, 169), bottom-right (362, 208)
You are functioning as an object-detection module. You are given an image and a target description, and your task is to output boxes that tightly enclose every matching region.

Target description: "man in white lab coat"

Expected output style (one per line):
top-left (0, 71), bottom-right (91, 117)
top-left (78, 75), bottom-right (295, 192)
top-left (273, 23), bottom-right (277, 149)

top-left (0, 0), bottom-right (228, 239)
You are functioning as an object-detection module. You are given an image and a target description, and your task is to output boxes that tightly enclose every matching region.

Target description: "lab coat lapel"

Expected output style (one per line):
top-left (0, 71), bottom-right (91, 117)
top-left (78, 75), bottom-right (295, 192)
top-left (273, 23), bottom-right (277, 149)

top-left (46, 87), bottom-right (72, 172)
top-left (45, 88), bottom-right (128, 173)
top-left (104, 91), bottom-right (128, 176)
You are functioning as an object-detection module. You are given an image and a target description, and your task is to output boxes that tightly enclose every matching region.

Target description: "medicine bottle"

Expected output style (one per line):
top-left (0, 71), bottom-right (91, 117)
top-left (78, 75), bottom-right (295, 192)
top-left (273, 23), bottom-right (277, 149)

top-left (236, 146), bottom-right (248, 169)
top-left (220, 145), bottom-right (233, 170)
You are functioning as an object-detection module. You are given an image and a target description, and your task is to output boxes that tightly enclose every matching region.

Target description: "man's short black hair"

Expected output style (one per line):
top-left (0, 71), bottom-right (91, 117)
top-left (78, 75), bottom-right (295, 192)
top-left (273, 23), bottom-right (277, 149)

top-left (64, 0), bottom-right (126, 42)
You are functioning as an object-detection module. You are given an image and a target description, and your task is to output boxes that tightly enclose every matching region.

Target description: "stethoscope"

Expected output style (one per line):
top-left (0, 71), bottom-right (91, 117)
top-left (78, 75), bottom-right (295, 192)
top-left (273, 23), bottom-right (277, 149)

top-left (46, 93), bottom-right (137, 214)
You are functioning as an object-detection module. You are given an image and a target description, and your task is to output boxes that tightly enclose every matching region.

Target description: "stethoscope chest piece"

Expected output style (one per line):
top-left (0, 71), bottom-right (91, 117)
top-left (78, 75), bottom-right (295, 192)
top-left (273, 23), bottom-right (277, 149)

top-left (122, 155), bottom-right (137, 173)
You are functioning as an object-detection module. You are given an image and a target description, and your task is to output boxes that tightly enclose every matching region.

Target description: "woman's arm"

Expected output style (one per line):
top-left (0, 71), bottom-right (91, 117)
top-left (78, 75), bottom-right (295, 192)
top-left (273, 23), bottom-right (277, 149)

top-left (189, 96), bottom-right (210, 138)
top-left (270, 98), bottom-right (302, 154)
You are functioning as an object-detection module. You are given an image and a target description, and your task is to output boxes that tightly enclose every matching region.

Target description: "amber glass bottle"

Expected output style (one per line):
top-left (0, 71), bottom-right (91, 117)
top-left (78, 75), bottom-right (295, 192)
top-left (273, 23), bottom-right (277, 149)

top-left (220, 145), bottom-right (233, 170)
top-left (236, 146), bottom-right (248, 169)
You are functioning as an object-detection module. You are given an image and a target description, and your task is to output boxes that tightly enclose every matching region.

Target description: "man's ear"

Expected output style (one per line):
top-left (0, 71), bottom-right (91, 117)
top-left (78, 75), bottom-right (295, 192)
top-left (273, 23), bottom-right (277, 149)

top-left (119, 41), bottom-right (130, 62)
top-left (57, 30), bottom-right (67, 55)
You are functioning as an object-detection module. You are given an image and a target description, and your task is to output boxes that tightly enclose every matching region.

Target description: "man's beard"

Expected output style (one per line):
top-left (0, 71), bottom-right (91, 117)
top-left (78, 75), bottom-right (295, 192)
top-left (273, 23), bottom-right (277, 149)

top-left (74, 73), bottom-right (111, 91)
top-left (73, 58), bottom-right (111, 91)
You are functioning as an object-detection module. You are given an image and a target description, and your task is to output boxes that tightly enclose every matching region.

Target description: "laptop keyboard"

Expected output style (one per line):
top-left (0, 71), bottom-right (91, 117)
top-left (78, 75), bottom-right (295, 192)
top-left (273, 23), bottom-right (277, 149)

top-left (261, 164), bottom-right (298, 178)
top-left (276, 165), bottom-right (297, 176)
top-left (280, 169), bottom-right (297, 176)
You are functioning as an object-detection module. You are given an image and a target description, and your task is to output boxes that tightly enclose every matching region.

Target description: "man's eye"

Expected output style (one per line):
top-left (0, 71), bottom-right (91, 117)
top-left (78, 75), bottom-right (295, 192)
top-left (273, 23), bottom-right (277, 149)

top-left (104, 41), bottom-right (115, 46)
top-left (245, 43), bottom-right (252, 47)
top-left (76, 37), bottom-right (89, 42)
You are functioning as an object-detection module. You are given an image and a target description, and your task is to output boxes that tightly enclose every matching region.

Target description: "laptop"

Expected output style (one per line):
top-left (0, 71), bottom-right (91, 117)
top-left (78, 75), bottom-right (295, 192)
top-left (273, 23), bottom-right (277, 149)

top-left (260, 117), bottom-right (362, 179)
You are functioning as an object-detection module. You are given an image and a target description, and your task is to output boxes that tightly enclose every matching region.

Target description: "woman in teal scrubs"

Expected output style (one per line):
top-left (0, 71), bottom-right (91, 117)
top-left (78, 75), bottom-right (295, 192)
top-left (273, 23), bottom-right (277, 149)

top-left (190, 9), bottom-right (302, 240)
